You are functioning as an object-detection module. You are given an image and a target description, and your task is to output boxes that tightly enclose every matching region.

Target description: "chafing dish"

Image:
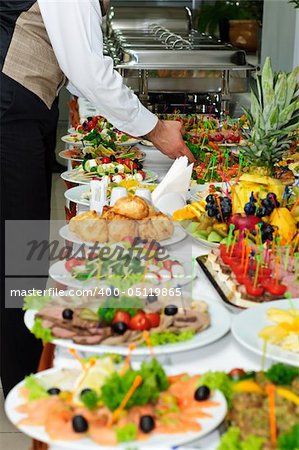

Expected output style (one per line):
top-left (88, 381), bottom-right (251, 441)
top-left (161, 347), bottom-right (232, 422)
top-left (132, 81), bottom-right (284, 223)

top-left (105, 6), bottom-right (255, 116)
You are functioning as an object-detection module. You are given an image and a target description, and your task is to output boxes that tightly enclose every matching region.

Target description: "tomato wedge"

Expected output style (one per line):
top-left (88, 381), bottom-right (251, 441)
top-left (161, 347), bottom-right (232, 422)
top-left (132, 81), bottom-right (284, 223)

top-left (65, 258), bottom-right (85, 272)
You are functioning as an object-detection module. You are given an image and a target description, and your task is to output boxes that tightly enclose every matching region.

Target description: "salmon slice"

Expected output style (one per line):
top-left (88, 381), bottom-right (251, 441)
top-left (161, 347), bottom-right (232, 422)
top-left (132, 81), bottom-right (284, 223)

top-left (89, 422), bottom-right (117, 446)
top-left (18, 398), bottom-right (63, 426)
top-left (155, 415), bottom-right (202, 434)
top-left (179, 399), bottom-right (220, 410)
top-left (168, 375), bottom-right (200, 399)
top-left (167, 373), bottom-right (189, 384)
top-left (45, 404), bottom-right (81, 441)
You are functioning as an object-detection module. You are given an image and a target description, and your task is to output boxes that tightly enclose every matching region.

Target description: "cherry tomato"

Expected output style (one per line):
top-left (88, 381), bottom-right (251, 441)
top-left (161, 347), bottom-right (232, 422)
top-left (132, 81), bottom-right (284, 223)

top-left (129, 312), bottom-right (151, 331)
top-left (116, 158), bottom-right (124, 164)
top-left (213, 132), bottom-right (224, 142)
top-left (228, 368), bottom-right (247, 380)
top-left (124, 158), bottom-right (133, 166)
top-left (145, 313), bottom-right (160, 328)
top-left (112, 311), bottom-right (131, 327)
top-left (101, 157), bottom-right (111, 164)
top-left (65, 258), bottom-right (85, 272)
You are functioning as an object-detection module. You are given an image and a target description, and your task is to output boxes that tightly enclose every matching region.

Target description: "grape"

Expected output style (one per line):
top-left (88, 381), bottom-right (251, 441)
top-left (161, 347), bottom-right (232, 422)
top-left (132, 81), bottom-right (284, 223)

top-left (206, 194), bottom-right (216, 204)
top-left (244, 202), bottom-right (256, 216)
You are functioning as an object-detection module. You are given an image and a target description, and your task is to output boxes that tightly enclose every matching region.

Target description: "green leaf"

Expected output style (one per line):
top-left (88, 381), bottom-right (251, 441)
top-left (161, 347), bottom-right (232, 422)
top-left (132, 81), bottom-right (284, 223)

top-left (274, 73), bottom-right (288, 111)
top-left (23, 295), bottom-right (52, 311)
top-left (31, 318), bottom-right (54, 343)
top-left (262, 57), bottom-right (275, 110)
top-left (285, 66), bottom-right (299, 106)
top-left (116, 423), bottom-right (138, 443)
top-left (24, 375), bottom-right (49, 401)
top-left (280, 100), bottom-right (299, 124)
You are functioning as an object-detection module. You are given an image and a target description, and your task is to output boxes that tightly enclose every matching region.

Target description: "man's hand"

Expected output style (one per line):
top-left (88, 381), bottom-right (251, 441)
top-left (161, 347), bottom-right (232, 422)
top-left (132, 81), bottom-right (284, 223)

top-left (145, 120), bottom-right (196, 163)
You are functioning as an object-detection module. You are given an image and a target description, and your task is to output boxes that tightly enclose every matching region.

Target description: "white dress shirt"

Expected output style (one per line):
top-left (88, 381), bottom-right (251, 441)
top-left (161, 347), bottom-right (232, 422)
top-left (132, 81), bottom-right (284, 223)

top-left (38, 0), bottom-right (158, 136)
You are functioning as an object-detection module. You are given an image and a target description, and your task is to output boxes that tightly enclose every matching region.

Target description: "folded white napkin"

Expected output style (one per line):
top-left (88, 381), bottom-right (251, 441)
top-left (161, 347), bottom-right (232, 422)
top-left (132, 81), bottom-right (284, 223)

top-left (152, 156), bottom-right (193, 206)
top-left (89, 178), bottom-right (108, 213)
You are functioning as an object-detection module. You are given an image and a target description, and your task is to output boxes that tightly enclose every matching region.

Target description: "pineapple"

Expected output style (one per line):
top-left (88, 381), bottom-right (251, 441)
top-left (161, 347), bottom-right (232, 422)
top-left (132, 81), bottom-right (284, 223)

top-left (241, 57), bottom-right (299, 174)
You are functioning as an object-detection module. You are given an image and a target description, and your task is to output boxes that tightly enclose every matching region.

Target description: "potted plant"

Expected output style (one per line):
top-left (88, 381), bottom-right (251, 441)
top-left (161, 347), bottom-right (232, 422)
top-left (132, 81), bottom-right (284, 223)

top-left (198, 0), bottom-right (263, 52)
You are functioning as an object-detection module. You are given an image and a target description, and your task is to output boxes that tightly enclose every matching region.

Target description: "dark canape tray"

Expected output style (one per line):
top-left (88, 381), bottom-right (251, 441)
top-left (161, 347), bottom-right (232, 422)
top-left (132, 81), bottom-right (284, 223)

top-left (196, 255), bottom-right (247, 312)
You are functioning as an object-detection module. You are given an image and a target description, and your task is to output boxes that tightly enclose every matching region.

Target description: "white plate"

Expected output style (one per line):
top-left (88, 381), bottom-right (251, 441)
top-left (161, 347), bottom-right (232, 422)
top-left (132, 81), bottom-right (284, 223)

top-left (188, 182), bottom-right (233, 202)
top-left (115, 138), bottom-right (140, 146)
top-left (140, 139), bottom-right (154, 147)
top-left (5, 368), bottom-right (227, 450)
top-left (179, 223), bottom-right (220, 249)
top-left (61, 169), bottom-right (159, 185)
top-left (59, 223), bottom-right (187, 248)
top-left (232, 299), bottom-right (299, 367)
top-left (49, 259), bottom-right (196, 290)
top-left (24, 301), bottom-right (230, 356)
top-left (59, 150), bottom-right (84, 162)
top-left (64, 185), bottom-right (91, 206)
top-left (61, 134), bottom-right (90, 147)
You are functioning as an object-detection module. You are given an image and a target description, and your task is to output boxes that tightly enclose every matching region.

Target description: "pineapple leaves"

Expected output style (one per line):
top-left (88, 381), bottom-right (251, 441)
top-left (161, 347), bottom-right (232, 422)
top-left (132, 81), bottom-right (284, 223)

top-left (280, 100), bottom-right (299, 124)
top-left (262, 57), bottom-right (275, 119)
top-left (241, 57), bottom-right (299, 169)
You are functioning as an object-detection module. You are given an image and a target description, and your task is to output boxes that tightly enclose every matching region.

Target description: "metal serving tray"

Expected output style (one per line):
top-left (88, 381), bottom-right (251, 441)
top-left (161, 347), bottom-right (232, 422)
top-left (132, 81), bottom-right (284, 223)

top-left (117, 49), bottom-right (254, 70)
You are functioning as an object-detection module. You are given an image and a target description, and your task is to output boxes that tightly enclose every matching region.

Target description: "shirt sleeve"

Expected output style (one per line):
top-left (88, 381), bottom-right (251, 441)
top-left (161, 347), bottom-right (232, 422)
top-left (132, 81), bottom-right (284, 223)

top-left (38, 0), bottom-right (158, 136)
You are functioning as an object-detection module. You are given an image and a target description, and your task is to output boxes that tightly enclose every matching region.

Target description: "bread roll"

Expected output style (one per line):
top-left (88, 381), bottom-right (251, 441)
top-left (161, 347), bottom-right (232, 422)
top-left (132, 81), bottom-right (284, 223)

top-left (69, 211), bottom-right (108, 243)
top-left (112, 196), bottom-right (149, 220)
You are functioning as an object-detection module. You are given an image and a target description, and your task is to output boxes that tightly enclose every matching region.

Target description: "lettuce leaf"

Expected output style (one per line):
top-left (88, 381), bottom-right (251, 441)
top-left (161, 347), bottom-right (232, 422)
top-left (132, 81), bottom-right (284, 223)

top-left (23, 295), bottom-right (52, 311)
top-left (277, 424), bottom-right (299, 450)
top-left (198, 371), bottom-right (233, 407)
top-left (116, 423), bottom-right (137, 442)
top-left (217, 427), bottom-right (264, 450)
top-left (31, 318), bottom-right (54, 343)
top-left (144, 330), bottom-right (195, 346)
top-left (24, 375), bottom-right (49, 401)
top-left (101, 359), bottom-right (168, 411)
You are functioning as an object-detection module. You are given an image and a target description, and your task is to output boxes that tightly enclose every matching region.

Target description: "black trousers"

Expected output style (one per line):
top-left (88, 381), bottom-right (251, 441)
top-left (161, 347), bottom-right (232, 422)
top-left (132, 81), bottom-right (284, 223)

top-left (0, 73), bottom-right (59, 396)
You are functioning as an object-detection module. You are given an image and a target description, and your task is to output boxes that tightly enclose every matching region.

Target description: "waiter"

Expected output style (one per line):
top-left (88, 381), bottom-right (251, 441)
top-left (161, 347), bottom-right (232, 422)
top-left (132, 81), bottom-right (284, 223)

top-left (0, 0), bottom-right (195, 396)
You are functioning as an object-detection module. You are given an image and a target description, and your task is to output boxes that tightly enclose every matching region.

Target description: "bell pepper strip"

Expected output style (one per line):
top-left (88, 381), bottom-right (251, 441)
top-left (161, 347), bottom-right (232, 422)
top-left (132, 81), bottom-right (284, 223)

top-left (276, 387), bottom-right (299, 405)
top-left (233, 380), bottom-right (263, 394)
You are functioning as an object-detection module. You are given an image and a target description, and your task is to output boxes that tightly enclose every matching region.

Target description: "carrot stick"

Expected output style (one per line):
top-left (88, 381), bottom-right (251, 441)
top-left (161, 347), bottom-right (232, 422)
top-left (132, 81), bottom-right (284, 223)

top-left (241, 239), bottom-right (247, 267)
top-left (109, 375), bottom-right (143, 425)
top-left (266, 384), bottom-right (277, 447)
top-left (143, 330), bottom-right (155, 358)
top-left (243, 247), bottom-right (251, 276)
top-left (120, 343), bottom-right (137, 375)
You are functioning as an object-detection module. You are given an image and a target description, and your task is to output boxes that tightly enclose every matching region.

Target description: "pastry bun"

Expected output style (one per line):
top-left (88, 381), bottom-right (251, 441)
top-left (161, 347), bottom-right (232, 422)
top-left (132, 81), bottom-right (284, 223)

top-left (112, 196), bottom-right (149, 220)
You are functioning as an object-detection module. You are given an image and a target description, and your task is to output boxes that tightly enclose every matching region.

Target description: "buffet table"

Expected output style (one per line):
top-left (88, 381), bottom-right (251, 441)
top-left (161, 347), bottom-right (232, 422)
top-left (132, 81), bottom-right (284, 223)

top-left (50, 99), bottom-right (269, 450)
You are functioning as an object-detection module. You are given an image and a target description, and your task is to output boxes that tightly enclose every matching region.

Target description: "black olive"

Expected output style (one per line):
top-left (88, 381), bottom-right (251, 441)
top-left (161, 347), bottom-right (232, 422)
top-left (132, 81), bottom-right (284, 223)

top-left (114, 168), bottom-right (118, 173)
top-left (137, 163), bottom-right (143, 170)
top-left (164, 305), bottom-right (178, 316)
top-left (47, 387), bottom-right (61, 396)
top-left (80, 388), bottom-right (92, 397)
top-left (72, 415), bottom-right (89, 433)
top-left (133, 158), bottom-right (139, 164)
top-left (62, 309), bottom-right (73, 320)
top-left (112, 321), bottom-right (128, 335)
top-left (110, 155), bottom-right (116, 162)
top-left (147, 293), bottom-right (158, 303)
top-left (87, 116), bottom-right (93, 122)
top-left (139, 415), bottom-right (155, 433)
top-left (194, 385), bottom-right (210, 402)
